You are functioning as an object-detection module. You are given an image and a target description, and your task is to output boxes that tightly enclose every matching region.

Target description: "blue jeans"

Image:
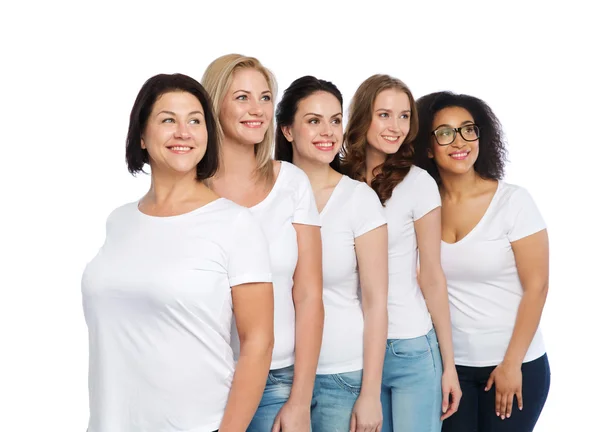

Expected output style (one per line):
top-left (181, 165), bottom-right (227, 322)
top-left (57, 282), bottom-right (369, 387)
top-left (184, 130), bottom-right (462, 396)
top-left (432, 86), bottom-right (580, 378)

top-left (248, 365), bottom-right (293, 432)
top-left (381, 328), bottom-right (443, 432)
top-left (311, 369), bottom-right (363, 431)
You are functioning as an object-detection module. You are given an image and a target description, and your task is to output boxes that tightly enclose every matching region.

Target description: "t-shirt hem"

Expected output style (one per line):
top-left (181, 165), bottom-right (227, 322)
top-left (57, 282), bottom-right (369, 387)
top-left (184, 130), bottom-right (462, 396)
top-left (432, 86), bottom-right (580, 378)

top-left (355, 218), bottom-right (387, 238)
top-left (387, 322), bottom-right (433, 340)
top-left (270, 356), bottom-right (295, 370)
top-left (291, 218), bottom-right (321, 227)
top-left (508, 225), bottom-right (546, 243)
top-left (413, 203), bottom-right (441, 221)
top-left (229, 273), bottom-right (272, 287)
top-left (455, 349), bottom-right (547, 367)
top-left (86, 419), bottom-right (222, 432)
top-left (316, 359), bottom-right (363, 375)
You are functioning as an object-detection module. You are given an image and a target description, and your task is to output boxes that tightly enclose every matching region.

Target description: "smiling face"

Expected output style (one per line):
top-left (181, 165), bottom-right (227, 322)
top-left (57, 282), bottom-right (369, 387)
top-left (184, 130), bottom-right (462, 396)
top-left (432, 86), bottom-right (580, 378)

top-left (219, 67), bottom-right (273, 146)
top-left (430, 106), bottom-right (479, 176)
top-left (365, 88), bottom-right (411, 158)
top-left (281, 91), bottom-right (343, 166)
top-left (141, 91), bottom-right (208, 176)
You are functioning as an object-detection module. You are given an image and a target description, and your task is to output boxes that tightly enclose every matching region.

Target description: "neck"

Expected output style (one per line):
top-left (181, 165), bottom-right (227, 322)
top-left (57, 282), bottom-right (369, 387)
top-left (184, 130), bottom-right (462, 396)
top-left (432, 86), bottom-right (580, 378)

top-left (292, 154), bottom-right (336, 191)
top-left (365, 145), bottom-right (386, 185)
top-left (147, 168), bottom-right (203, 205)
top-left (218, 137), bottom-right (259, 182)
top-left (438, 168), bottom-right (481, 201)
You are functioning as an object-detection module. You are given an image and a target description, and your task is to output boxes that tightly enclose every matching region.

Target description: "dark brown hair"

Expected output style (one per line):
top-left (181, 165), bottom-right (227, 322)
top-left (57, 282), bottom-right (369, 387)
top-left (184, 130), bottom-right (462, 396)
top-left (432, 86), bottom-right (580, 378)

top-left (340, 74), bottom-right (419, 204)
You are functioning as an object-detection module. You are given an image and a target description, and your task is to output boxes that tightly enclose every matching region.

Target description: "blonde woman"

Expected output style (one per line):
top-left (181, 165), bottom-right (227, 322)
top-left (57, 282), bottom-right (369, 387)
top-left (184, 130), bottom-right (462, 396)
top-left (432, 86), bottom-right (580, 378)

top-left (201, 55), bottom-right (324, 432)
top-left (342, 75), bottom-right (462, 432)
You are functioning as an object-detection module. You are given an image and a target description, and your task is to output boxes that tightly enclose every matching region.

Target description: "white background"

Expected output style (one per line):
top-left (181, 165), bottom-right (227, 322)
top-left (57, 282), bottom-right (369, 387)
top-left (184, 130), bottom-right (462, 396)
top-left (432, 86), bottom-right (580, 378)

top-left (1, 1), bottom-right (597, 430)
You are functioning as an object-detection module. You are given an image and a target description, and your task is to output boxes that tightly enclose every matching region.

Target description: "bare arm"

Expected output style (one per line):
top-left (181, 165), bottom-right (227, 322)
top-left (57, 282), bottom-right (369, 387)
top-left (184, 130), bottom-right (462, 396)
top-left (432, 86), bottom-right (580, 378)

top-left (415, 207), bottom-right (461, 419)
top-left (219, 282), bottom-right (274, 432)
top-left (355, 224), bottom-right (388, 397)
top-left (485, 229), bottom-right (549, 419)
top-left (414, 207), bottom-right (454, 370)
top-left (290, 224), bottom-right (324, 406)
top-left (503, 229), bottom-right (549, 366)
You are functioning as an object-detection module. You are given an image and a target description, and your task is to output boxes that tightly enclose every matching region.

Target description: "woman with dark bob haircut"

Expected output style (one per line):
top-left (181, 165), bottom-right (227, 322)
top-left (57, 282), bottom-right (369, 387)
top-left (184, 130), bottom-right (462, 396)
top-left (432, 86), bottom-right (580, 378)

top-left (82, 73), bottom-right (275, 432)
top-left (413, 92), bottom-right (551, 432)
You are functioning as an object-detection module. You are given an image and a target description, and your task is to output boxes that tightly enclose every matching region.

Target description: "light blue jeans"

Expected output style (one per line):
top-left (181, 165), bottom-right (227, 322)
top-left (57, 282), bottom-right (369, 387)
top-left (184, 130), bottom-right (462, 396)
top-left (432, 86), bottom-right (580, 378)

top-left (247, 365), bottom-right (294, 431)
top-left (381, 328), bottom-right (443, 432)
top-left (311, 369), bottom-right (363, 431)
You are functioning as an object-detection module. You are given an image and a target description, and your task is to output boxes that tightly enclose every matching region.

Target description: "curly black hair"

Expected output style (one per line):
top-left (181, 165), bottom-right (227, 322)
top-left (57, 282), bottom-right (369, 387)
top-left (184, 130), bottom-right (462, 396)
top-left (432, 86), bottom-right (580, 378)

top-left (413, 91), bottom-right (507, 183)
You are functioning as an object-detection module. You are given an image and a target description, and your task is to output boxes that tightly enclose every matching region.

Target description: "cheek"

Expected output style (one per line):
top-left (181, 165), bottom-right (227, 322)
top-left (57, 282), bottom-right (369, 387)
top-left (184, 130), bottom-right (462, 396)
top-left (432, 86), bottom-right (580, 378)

top-left (366, 121), bottom-right (379, 145)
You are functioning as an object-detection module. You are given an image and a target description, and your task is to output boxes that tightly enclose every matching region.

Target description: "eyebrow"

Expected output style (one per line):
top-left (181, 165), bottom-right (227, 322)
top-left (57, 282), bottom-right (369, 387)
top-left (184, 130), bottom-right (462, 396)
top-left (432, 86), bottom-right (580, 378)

top-left (303, 112), bottom-right (342, 118)
top-left (156, 110), bottom-right (204, 117)
top-left (435, 120), bottom-right (475, 128)
top-left (233, 89), bottom-right (272, 94)
top-left (375, 108), bottom-right (411, 113)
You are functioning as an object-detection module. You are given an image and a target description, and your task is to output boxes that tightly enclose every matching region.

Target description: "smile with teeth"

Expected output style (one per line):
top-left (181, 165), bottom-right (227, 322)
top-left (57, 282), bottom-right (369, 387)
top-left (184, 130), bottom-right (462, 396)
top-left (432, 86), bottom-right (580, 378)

top-left (450, 151), bottom-right (470, 160)
top-left (314, 142), bottom-right (335, 151)
top-left (168, 146), bottom-right (192, 152)
top-left (242, 121), bottom-right (263, 128)
top-left (382, 135), bottom-right (400, 143)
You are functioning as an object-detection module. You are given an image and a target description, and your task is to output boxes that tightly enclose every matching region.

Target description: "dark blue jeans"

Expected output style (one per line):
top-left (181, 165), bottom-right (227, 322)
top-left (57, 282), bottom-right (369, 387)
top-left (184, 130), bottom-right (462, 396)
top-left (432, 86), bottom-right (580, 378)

top-left (442, 354), bottom-right (550, 432)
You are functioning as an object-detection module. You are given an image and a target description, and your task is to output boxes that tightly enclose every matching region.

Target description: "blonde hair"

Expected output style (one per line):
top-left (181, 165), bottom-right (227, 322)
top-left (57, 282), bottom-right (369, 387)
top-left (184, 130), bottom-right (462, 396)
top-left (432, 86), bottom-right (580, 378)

top-left (201, 54), bottom-right (278, 182)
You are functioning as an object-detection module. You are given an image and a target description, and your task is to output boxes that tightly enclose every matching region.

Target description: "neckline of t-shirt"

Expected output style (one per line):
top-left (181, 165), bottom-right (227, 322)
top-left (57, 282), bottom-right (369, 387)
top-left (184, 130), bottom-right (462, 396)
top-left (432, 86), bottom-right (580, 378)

top-left (318, 174), bottom-right (347, 217)
top-left (442, 180), bottom-right (503, 246)
top-left (135, 197), bottom-right (227, 221)
top-left (250, 160), bottom-right (286, 211)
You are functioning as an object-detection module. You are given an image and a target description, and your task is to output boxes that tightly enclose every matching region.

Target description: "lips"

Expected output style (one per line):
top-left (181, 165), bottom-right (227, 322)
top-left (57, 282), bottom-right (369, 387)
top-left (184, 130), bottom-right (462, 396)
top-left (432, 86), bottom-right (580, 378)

top-left (166, 145), bottom-right (193, 154)
top-left (313, 141), bottom-right (335, 151)
top-left (241, 121), bottom-right (263, 128)
top-left (382, 135), bottom-right (400, 144)
top-left (449, 150), bottom-right (470, 160)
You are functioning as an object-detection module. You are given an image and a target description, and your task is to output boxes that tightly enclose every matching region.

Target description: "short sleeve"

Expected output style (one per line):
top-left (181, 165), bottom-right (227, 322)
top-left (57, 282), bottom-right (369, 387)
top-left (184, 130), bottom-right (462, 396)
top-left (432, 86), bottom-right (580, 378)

top-left (352, 182), bottom-right (387, 237)
top-left (507, 187), bottom-right (546, 242)
top-left (292, 166), bottom-right (320, 226)
top-left (227, 209), bottom-right (273, 287)
top-left (412, 169), bottom-right (441, 221)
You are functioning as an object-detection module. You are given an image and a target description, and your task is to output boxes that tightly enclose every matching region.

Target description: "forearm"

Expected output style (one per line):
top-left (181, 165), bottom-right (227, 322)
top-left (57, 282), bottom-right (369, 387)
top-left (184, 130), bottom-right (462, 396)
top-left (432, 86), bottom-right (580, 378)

top-left (220, 340), bottom-right (273, 431)
top-left (361, 302), bottom-right (387, 396)
top-left (422, 279), bottom-right (455, 370)
top-left (503, 287), bottom-right (548, 366)
top-left (290, 294), bottom-right (324, 405)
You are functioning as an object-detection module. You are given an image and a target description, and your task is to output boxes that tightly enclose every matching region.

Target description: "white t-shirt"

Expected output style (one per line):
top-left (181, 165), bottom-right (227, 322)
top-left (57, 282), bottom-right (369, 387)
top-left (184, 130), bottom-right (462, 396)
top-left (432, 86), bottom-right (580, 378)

top-left (441, 181), bottom-right (547, 367)
top-left (317, 175), bottom-right (387, 374)
top-left (82, 198), bottom-right (272, 432)
top-left (385, 165), bottom-right (440, 339)
top-left (231, 161), bottom-right (321, 369)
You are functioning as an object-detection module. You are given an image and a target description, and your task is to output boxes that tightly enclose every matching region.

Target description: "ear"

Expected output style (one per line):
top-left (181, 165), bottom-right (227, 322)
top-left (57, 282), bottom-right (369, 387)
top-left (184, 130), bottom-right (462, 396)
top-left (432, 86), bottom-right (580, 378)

top-left (141, 138), bottom-right (146, 150)
top-left (281, 125), bottom-right (293, 143)
top-left (427, 147), bottom-right (434, 159)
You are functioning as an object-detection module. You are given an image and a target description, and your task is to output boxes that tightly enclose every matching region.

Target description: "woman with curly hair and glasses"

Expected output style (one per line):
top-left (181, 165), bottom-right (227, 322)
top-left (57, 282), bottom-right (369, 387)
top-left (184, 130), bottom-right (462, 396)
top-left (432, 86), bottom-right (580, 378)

top-left (413, 91), bottom-right (550, 432)
top-left (341, 75), bottom-right (461, 432)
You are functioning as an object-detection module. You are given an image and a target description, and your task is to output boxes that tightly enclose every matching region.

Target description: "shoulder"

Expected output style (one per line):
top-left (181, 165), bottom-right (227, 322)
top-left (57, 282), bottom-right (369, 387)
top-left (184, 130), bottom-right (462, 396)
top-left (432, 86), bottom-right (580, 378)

top-left (106, 201), bottom-right (138, 223)
top-left (279, 160), bottom-right (311, 185)
top-left (496, 181), bottom-right (536, 207)
top-left (346, 176), bottom-right (381, 204)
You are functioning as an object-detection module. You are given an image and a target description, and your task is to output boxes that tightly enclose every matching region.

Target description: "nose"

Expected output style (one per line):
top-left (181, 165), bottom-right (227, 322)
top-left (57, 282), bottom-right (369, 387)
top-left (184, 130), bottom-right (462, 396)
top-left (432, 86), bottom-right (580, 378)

top-left (451, 132), bottom-right (468, 148)
top-left (174, 122), bottom-right (191, 139)
top-left (388, 117), bottom-right (401, 133)
top-left (249, 99), bottom-right (264, 117)
top-left (321, 121), bottom-right (333, 137)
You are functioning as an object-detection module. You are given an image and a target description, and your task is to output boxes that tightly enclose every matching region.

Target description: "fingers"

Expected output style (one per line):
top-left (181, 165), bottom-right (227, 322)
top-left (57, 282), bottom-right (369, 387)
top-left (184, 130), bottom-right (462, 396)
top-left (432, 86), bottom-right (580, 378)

top-left (505, 392), bottom-right (514, 419)
top-left (485, 372), bottom-right (495, 392)
top-left (516, 389), bottom-right (524, 411)
top-left (271, 414), bottom-right (281, 432)
top-left (441, 390), bottom-right (461, 421)
top-left (350, 412), bottom-right (357, 432)
top-left (442, 388), bottom-right (450, 414)
top-left (495, 387), bottom-right (502, 418)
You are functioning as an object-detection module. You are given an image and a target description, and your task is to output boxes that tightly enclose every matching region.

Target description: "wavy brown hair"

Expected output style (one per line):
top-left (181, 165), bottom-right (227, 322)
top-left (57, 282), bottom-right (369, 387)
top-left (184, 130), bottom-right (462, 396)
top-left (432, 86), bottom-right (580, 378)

top-left (340, 74), bottom-right (418, 205)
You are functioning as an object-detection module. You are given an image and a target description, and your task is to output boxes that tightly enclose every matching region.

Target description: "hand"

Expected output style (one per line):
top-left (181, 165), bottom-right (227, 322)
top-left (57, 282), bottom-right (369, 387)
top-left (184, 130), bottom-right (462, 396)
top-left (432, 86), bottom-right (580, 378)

top-left (350, 393), bottom-right (383, 432)
top-left (271, 400), bottom-right (310, 432)
top-left (485, 362), bottom-right (523, 420)
top-left (441, 367), bottom-right (462, 420)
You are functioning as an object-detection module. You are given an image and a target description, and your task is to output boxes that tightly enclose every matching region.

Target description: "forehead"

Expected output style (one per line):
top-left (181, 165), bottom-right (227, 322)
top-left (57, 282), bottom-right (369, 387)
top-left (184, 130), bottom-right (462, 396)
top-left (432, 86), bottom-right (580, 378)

top-left (152, 91), bottom-right (204, 112)
top-left (433, 106), bottom-right (474, 126)
top-left (373, 88), bottom-right (409, 109)
top-left (229, 68), bottom-right (270, 90)
top-left (297, 91), bottom-right (341, 112)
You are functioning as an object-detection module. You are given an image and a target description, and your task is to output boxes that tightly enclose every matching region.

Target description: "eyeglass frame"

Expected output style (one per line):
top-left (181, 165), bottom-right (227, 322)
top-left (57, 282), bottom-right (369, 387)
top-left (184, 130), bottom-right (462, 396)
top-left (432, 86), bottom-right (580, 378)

top-left (431, 124), bottom-right (480, 146)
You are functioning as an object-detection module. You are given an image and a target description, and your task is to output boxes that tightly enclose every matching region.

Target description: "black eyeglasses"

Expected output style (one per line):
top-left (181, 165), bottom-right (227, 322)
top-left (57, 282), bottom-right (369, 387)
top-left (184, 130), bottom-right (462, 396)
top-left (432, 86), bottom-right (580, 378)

top-left (431, 124), bottom-right (480, 146)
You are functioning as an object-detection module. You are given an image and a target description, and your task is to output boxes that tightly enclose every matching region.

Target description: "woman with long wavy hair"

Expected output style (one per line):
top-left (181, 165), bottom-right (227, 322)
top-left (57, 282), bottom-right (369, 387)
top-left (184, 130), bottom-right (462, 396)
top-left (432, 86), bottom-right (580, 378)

top-left (341, 74), bottom-right (461, 432)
